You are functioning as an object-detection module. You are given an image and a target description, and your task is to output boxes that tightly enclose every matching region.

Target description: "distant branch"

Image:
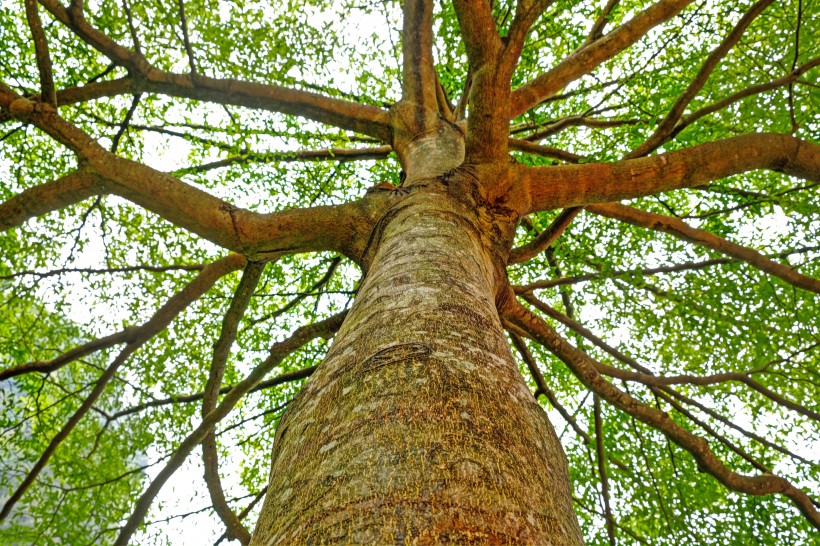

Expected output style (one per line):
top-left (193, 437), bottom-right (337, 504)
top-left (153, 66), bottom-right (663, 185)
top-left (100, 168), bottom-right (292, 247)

top-left (113, 311), bottom-right (348, 546)
top-left (0, 254), bottom-right (245, 522)
top-left (586, 203), bottom-right (820, 293)
top-left (626, 0), bottom-right (775, 159)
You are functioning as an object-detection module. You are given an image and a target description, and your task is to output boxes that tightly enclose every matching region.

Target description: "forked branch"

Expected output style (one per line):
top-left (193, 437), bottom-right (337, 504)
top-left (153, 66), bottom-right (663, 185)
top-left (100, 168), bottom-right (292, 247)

top-left (113, 311), bottom-right (348, 546)
top-left (0, 254), bottom-right (245, 522)
top-left (500, 295), bottom-right (820, 529)
top-left (587, 203), bottom-right (820, 293)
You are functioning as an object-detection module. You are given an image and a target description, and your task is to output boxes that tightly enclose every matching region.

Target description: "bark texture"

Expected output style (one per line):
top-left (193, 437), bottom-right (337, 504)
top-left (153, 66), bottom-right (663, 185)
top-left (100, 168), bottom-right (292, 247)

top-left (250, 176), bottom-right (582, 545)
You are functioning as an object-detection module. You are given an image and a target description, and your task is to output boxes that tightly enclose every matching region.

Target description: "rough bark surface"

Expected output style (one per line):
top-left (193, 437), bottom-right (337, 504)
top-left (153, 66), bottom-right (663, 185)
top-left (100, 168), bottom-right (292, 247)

top-left (250, 177), bottom-right (583, 545)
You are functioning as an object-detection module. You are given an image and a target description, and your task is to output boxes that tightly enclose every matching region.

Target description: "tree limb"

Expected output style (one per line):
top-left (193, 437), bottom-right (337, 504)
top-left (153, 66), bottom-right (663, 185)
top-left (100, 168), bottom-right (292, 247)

top-left (509, 0), bottom-right (694, 118)
top-left (37, 0), bottom-right (391, 141)
top-left (586, 203), bottom-right (820, 293)
top-left (113, 311), bottom-right (348, 546)
top-left (517, 133), bottom-right (820, 212)
top-left (0, 254), bottom-right (245, 522)
top-left (24, 0), bottom-right (57, 107)
top-left (626, 0), bottom-right (775, 159)
top-left (401, 0), bottom-right (437, 116)
top-left (509, 207), bottom-right (580, 263)
top-left (500, 295), bottom-right (820, 529)
top-left (201, 262), bottom-right (265, 545)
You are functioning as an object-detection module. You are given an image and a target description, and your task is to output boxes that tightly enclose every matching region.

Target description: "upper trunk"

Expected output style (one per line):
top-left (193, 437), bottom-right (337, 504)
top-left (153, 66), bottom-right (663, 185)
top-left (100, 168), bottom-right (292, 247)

top-left (249, 164), bottom-right (583, 544)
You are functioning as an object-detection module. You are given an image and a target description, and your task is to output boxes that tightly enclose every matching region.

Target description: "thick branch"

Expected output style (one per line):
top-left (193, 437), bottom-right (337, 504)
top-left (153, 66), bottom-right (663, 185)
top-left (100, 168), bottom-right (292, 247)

top-left (113, 311), bottom-right (348, 546)
top-left (0, 254), bottom-right (244, 522)
top-left (586, 203), bottom-right (820, 294)
top-left (401, 0), bottom-right (437, 115)
top-left (0, 169), bottom-right (102, 231)
top-left (24, 0), bottom-right (57, 107)
top-left (501, 296), bottom-right (820, 529)
top-left (626, 0), bottom-right (775, 159)
top-left (37, 0), bottom-right (391, 141)
top-left (509, 0), bottom-right (694, 118)
top-left (518, 133), bottom-right (820, 212)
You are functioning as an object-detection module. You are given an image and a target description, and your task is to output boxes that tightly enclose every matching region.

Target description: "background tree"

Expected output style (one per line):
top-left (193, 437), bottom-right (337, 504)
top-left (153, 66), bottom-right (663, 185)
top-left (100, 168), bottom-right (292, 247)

top-left (1, 0), bottom-right (818, 544)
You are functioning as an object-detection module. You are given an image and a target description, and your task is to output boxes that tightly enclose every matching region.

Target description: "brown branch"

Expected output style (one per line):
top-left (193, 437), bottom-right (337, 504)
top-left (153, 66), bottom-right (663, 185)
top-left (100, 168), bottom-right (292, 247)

top-left (509, 0), bottom-right (694, 118)
top-left (513, 246), bottom-right (819, 292)
top-left (508, 138), bottom-right (582, 163)
top-left (37, 0), bottom-right (391, 141)
top-left (0, 254), bottom-right (245, 522)
top-left (1, 84), bottom-right (402, 262)
top-left (1, 327), bottom-right (138, 382)
top-left (401, 0), bottom-right (437, 115)
top-left (593, 396), bottom-right (616, 546)
top-left (0, 169), bottom-right (102, 232)
top-left (675, 57), bottom-right (820, 137)
top-left (523, 115), bottom-right (638, 142)
top-left (110, 365), bottom-right (317, 420)
top-left (518, 133), bottom-right (820, 212)
top-left (509, 331), bottom-right (592, 444)
top-left (585, 0), bottom-right (622, 44)
top-left (500, 295), bottom-right (820, 529)
top-left (174, 145), bottom-right (393, 176)
top-left (113, 311), bottom-right (348, 546)
top-left (586, 203), bottom-right (820, 294)
top-left (176, 0), bottom-right (198, 76)
top-left (452, 0), bottom-right (509, 162)
top-left (626, 0), bottom-right (775, 159)
top-left (502, 0), bottom-right (555, 72)
top-left (24, 0), bottom-right (56, 107)
top-left (201, 262), bottom-right (265, 545)
top-left (509, 207), bottom-right (580, 263)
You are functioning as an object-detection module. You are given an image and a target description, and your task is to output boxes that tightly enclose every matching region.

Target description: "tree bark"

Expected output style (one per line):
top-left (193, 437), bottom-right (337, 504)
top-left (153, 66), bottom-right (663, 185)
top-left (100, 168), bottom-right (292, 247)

top-left (250, 176), bottom-right (583, 544)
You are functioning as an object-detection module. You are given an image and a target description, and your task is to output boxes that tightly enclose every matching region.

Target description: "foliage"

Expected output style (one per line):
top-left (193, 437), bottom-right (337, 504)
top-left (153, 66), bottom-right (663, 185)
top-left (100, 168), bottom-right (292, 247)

top-left (1, 0), bottom-right (818, 544)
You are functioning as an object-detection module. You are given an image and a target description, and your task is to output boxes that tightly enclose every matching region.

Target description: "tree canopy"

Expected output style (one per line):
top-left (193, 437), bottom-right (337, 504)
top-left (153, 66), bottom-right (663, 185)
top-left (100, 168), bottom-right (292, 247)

top-left (0, 0), bottom-right (818, 544)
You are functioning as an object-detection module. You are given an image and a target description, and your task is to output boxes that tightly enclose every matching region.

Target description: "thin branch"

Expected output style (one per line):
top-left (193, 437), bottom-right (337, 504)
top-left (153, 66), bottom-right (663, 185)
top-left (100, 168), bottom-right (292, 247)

top-left (174, 145), bottom-right (393, 176)
top-left (0, 254), bottom-right (245, 522)
top-left (110, 93), bottom-right (141, 153)
top-left (508, 138), bottom-right (582, 163)
top-left (110, 365), bottom-right (318, 420)
top-left (176, 0), bottom-right (198, 76)
top-left (626, 0), bottom-right (775, 159)
top-left (585, 0), bottom-right (621, 44)
top-left (501, 295), bottom-right (820, 529)
top-left (514, 246), bottom-right (819, 292)
top-left (594, 396), bottom-right (616, 546)
top-left (673, 57), bottom-right (820, 139)
top-left (509, 331), bottom-right (592, 444)
top-left (509, 207), bottom-right (580, 263)
top-left (113, 311), bottom-right (348, 546)
top-left (24, 0), bottom-right (57, 107)
top-left (586, 203), bottom-right (820, 293)
top-left (201, 262), bottom-right (265, 545)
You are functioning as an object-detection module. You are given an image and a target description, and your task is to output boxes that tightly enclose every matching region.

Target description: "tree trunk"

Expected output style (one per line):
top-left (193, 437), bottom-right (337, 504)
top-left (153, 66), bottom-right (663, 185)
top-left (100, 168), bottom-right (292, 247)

top-left (250, 171), bottom-right (583, 544)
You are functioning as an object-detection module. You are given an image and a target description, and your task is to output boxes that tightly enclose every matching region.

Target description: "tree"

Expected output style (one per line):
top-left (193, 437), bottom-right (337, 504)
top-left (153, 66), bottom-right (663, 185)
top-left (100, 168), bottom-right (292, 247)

top-left (0, 0), bottom-right (818, 543)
